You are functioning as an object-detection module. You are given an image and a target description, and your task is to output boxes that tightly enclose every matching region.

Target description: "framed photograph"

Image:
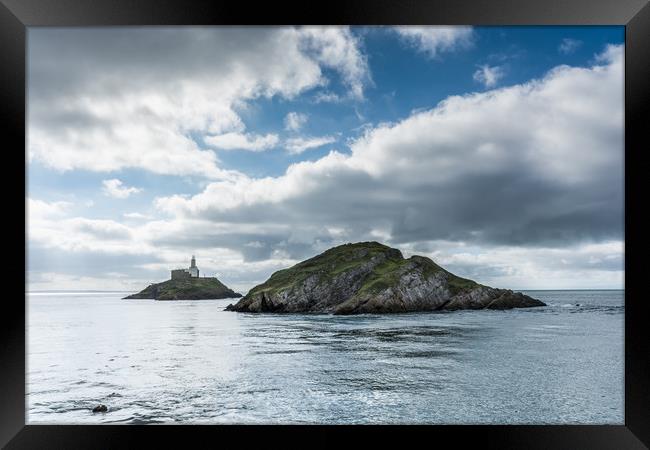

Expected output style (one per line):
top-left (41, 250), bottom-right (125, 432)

top-left (3, 0), bottom-right (649, 447)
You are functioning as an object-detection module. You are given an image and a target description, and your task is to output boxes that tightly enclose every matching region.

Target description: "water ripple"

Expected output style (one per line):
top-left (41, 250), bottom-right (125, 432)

top-left (27, 291), bottom-right (624, 424)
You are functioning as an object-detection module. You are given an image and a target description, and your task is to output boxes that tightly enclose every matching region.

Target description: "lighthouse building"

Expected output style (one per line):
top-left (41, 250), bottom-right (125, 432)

top-left (171, 255), bottom-right (200, 279)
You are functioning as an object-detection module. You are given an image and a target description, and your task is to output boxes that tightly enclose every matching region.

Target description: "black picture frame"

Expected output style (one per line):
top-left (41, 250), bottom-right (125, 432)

top-left (2, 0), bottom-right (648, 448)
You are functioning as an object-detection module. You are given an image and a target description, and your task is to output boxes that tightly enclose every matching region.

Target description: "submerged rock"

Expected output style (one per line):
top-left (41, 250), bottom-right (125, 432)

top-left (226, 241), bottom-right (545, 314)
top-left (124, 277), bottom-right (242, 300)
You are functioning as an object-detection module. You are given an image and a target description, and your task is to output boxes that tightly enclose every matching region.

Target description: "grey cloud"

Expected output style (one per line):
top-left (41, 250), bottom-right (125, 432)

top-left (73, 220), bottom-right (132, 240)
top-left (146, 224), bottom-right (338, 262)
top-left (27, 33), bottom-right (624, 292)
top-left (29, 28), bottom-right (284, 97)
top-left (159, 45), bottom-right (624, 255)
top-left (27, 245), bottom-right (164, 279)
top-left (28, 27), bottom-right (370, 177)
top-left (171, 161), bottom-right (622, 249)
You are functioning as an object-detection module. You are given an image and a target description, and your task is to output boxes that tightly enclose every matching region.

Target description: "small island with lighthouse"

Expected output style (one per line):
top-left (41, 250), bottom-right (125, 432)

top-left (124, 256), bottom-right (242, 300)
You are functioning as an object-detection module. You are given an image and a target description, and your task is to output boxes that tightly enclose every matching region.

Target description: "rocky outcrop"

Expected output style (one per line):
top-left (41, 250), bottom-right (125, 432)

top-left (226, 242), bottom-right (545, 314)
top-left (124, 277), bottom-right (242, 300)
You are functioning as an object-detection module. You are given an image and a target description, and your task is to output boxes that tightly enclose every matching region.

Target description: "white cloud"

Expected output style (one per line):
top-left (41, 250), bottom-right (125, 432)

top-left (298, 26), bottom-right (371, 100)
top-left (284, 112), bottom-right (308, 132)
top-left (559, 38), bottom-right (583, 55)
top-left (102, 179), bottom-right (142, 198)
top-left (402, 239), bottom-right (624, 290)
top-left (394, 26), bottom-right (474, 58)
top-left (205, 132), bottom-right (279, 152)
top-left (28, 200), bottom-right (303, 291)
top-left (27, 45), bottom-right (625, 292)
top-left (473, 64), bottom-right (505, 88)
top-left (70, 217), bottom-right (134, 240)
top-left (312, 91), bottom-right (343, 103)
top-left (28, 199), bottom-right (142, 255)
top-left (285, 136), bottom-right (337, 154)
top-left (28, 198), bottom-right (72, 220)
top-left (28, 27), bottom-right (370, 178)
top-left (123, 212), bottom-right (153, 220)
top-left (595, 43), bottom-right (622, 64)
top-left (27, 272), bottom-right (152, 292)
top-left (155, 45), bottom-right (623, 248)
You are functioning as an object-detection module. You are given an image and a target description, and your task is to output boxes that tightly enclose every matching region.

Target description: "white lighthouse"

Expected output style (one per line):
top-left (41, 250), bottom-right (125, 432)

top-left (170, 255), bottom-right (201, 279)
top-left (188, 255), bottom-right (199, 278)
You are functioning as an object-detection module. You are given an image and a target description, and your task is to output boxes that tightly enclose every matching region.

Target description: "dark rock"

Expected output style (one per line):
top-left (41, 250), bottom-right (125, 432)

top-left (92, 404), bottom-right (108, 413)
top-left (226, 241), bottom-right (546, 314)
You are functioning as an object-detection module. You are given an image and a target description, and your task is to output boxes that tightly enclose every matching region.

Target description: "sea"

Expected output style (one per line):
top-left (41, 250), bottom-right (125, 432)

top-left (26, 290), bottom-right (624, 424)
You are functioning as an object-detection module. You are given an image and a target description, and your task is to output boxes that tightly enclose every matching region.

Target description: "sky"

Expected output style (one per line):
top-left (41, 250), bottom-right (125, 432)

top-left (26, 26), bottom-right (625, 293)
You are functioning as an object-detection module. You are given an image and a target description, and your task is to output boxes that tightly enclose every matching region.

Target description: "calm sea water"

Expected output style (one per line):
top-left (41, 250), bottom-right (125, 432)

top-left (27, 290), bottom-right (624, 424)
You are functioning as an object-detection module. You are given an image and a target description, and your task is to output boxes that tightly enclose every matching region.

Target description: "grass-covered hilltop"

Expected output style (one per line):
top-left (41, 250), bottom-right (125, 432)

top-left (226, 241), bottom-right (545, 314)
top-left (124, 277), bottom-right (242, 301)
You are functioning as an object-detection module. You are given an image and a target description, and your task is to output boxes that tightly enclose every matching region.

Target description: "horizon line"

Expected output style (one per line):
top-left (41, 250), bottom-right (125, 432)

top-left (26, 288), bottom-right (626, 294)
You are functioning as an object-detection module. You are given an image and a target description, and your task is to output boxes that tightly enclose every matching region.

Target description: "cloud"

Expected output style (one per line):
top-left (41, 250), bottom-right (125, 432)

top-left (27, 199), bottom-right (301, 291)
top-left (27, 44), bottom-right (624, 293)
top-left (285, 136), bottom-right (337, 154)
top-left (298, 27), bottom-right (371, 99)
top-left (123, 212), bottom-right (153, 220)
top-left (102, 179), bottom-right (142, 198)
top-left (394, 26), bottom-right (474, 58)
top-left (400, 239), bottom-right (624, 290)
top-left (312, 91), bottom-right (343, 103)
top-left (559, 38), bottom-right (583, 55)
top-left (27, 272), bottom-right (152, 292)
top-left (28, 198), bottom-right (72, 220)
top-left (284, 112), bottom-right (308, 132)
top-left (595, 43), bottom-right (622, 64)
top-left (28, 27), bottom-right (370, 178)
top-left (473, 64), bottom-right (505, 88)
top-left (70, 218), bottom-right (133, 240)
top-left (29, 198), bottom-right (145, 255)
top-left (156, 45), bottom-right (623, 251)
top-left (204, 132), bottom-right (279, 152)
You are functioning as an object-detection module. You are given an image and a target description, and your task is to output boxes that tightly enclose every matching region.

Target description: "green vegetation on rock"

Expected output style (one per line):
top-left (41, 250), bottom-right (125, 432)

top-left (446, 274), bottom-right (479, 296)
top-left (247, 241), bottom-right (398, 298)
top-left (226, 241), bottom-right (545, 314)
top-left (124, 277), bottom-right (242, 300)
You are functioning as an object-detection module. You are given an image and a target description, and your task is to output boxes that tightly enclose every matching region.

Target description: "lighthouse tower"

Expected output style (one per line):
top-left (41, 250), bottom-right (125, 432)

top-left (188, 255), bottom-right (199, 277)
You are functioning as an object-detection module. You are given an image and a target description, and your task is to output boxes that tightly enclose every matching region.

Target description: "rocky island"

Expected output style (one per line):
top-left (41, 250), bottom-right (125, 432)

top-left (124, 277), bottom-right (242, 300)
top-left (226, 242), bottom-right (545, 314)
top-left (124, 255), bottom-right (242, 300)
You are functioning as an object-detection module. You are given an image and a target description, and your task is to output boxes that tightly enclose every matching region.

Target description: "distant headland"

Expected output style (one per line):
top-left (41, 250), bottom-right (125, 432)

top-left (226, 241), bottom-right (545, 314)
top-left (124, 256), bottom-right (242, 300)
